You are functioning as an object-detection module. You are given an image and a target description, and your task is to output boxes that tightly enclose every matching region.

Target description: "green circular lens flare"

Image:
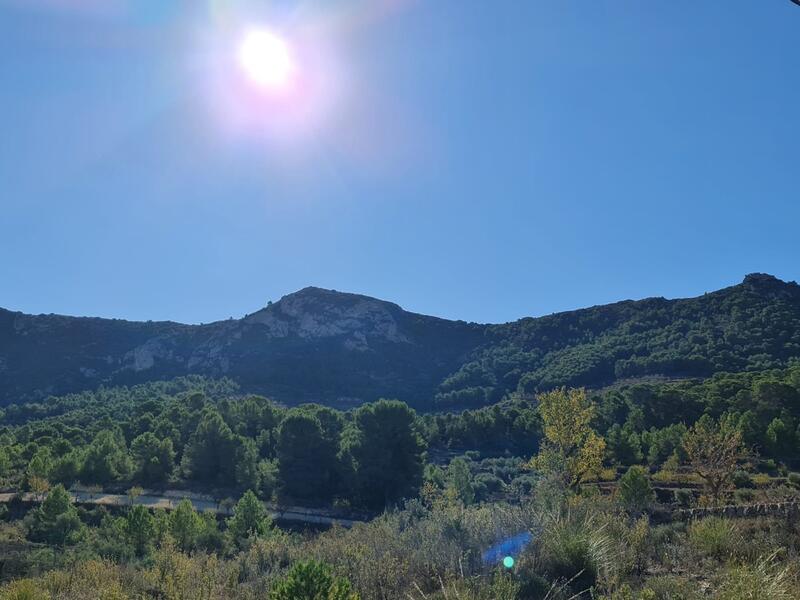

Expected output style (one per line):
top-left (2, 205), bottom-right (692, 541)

top-left (503, 556), bottom-right (515, 569)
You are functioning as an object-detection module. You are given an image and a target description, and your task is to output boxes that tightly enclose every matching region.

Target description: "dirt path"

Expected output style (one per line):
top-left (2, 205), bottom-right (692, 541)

top-left (0, 490), bottom-right (363, 528)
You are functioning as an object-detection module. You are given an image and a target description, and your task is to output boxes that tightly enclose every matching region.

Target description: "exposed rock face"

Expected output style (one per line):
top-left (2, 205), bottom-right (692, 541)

top-left (243, 288), bottom-right (410, 346)
top-left (126, 338), bottom-right (167, 371)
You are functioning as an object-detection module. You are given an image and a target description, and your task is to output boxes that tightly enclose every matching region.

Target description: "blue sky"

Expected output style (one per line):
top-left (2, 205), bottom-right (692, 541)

top-left (1, 1), bottom-right (798, 325)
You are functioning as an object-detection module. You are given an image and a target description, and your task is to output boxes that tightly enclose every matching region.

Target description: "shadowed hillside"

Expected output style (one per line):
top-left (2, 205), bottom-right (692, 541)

top-left (2, 274), bottom-right (799, 409)
top-left (0, 287), bottom-right (484, 408)
top-left (437, 273), bottom-right (800, 407)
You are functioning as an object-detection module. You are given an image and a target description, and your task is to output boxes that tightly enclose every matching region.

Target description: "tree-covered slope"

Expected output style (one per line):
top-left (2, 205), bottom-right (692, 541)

top-left (437, 274), bottom-right (800, 407)
top-left (0, 287), bottom-right (484, 408)
top-left (2, 274), bottom-right (799, 409)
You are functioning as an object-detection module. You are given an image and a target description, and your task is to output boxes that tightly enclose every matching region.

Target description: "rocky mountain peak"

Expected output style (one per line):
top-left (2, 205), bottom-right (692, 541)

top-left (741, 273), bottom-right (799, 295)
top-left (242, 287), bottom-right (409, 345)
top-left (743, 273), bottom-right (782, 286)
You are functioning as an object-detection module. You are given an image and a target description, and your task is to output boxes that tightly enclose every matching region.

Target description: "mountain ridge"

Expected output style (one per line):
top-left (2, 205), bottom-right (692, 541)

top-left (4, 272), bottom-right (795, 328)
top-left (1, 273), bottom-right (799, 409)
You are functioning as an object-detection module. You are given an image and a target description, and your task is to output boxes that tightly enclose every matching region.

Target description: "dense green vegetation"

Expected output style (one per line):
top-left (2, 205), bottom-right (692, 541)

top-left (2, 289), bottom-right (800, 598)
top-left (428, 365), bottom-right (800, 471)
top-left (2, 365), bottom-right (800, 513)
top-left (5, 481), bottom-right (800, 600)
top-left (437, 274), bottom-right (800, 407)
top-left (0, 378), bottom-right (426, 510)
top-left (3, 275), bottom-right (800, 412)
top-left (0, 382), bottom-right (799, 598)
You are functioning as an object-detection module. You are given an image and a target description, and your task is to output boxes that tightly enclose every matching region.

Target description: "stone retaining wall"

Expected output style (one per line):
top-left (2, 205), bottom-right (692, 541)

top-left (674, 501), bottom-right (800, 521)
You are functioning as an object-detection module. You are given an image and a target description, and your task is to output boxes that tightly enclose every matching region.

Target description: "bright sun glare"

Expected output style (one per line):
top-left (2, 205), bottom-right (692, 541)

top-left (237, 29), bottom-right (294, 90)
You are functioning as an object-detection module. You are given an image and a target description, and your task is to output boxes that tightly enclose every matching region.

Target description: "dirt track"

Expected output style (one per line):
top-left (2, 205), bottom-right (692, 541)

top-left (0, 490), bottom-right (363, 528)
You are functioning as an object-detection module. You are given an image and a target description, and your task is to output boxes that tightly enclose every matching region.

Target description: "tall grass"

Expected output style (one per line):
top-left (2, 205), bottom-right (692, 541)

top-left (687, 517), bottom-right (740, 560)
top-left (715, 553), bottom-right (794, 600)
top-left (534, 505), bottom-right (618, 595)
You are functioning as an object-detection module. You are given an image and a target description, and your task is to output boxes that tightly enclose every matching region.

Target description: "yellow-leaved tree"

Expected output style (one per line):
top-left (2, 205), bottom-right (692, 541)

top-left (683, 414), bottom-right (748, 504)
top-left (528, 387), bottom-right (606, 487)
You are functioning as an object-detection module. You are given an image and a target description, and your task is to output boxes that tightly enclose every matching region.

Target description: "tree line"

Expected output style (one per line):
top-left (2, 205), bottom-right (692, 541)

top-left (436, 274), bottom-right (800, 407)
top-left (2, 365), bottom-right (799, 514)
top-left (0, 379), bottom-right (425, 510)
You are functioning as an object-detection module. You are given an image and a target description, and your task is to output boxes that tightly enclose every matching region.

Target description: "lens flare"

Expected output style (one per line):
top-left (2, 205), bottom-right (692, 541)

top-left (482, 532), bottom-right (533, 567)
top-left (237, 29), bottom-right (294, 90)
top-left (197, 0), bottom-right (424, 168)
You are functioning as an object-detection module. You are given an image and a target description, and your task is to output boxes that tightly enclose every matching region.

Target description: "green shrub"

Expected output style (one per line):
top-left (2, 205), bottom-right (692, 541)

top-left (473, 473), bottom-right (505, 502)
top-left (731, 470), bottom-right (753, 489)
top-left (481, 572), bottom-right (521, 600)
top-left (447, 457), bottom-right (475, 505)
top-left (514, 571), bottom-right (550, 600)
top-left (0, 579), bottom-right (50, 600)
top-left (687, 517), bottom-right (739, 560)
top-left (618, 466), bottom-right (655, 513)
top-left (787, 472), bottom-right (800, 489)
top-left (672, 489), bottom-right (693, 507)
top-left (643, 575), bottom-right (703, 599)
top-left (510, 474), bottom-right (538, 497)
top-left (227, 490), bottom-right (272, 548)
top-left (734, 488), bottom-right (755, 503)
top-left (760, 459), bottom-right (779, 474)
top-left (420, 574), bottom-right (521, 600)
top-left (715, 554), bottom-right (792, 600)
top-left (752, 473), bottom-right (772, 487)
top-left (25, 485), bottom-right (85, 546)
top-left (537, 509), bottom-right (616, 594)
top-left (648, 522), bottom-right (685, 550)
top-left (271, 561), bottom-right (359, 600)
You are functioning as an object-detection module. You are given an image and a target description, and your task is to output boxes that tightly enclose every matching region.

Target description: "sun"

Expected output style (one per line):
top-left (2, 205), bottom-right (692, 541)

top-left (237, 29), bottom-right (295, 90)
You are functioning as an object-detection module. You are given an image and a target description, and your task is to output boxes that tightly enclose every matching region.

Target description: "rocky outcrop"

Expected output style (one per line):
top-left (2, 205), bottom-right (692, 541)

top-left (243, 288), bottom-right (410, 346)
top-left (0, 288), bottom-right (484, 407)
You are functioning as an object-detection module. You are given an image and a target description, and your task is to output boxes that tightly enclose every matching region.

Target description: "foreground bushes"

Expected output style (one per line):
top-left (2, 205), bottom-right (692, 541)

top-left (271, 562), bottom-right (358, 600)
top-left (1, 487), bottom-right (799, 600)
top-left (687, 517), bottom-right (741, 560)
top-left (534, 506), bottom-right (617, 593)
top-left (716, 555), bottom-right (794, 600)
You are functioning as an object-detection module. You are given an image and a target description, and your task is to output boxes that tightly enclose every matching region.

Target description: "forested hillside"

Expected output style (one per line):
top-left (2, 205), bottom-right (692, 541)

top-left (437, 273), bottom-right (800, 407)
top-left (2, 366), bottom-right (800, 510)
top-left (2, 371), bottom-right (800, 598)
top-left (0, 288), bottom-right (484, 408)
top-left (2, 274), bottom-right (799, 410)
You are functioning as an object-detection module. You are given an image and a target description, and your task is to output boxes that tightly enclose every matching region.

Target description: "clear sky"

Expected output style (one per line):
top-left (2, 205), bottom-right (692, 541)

top-left (1, 0), bottom-right (798, 325)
